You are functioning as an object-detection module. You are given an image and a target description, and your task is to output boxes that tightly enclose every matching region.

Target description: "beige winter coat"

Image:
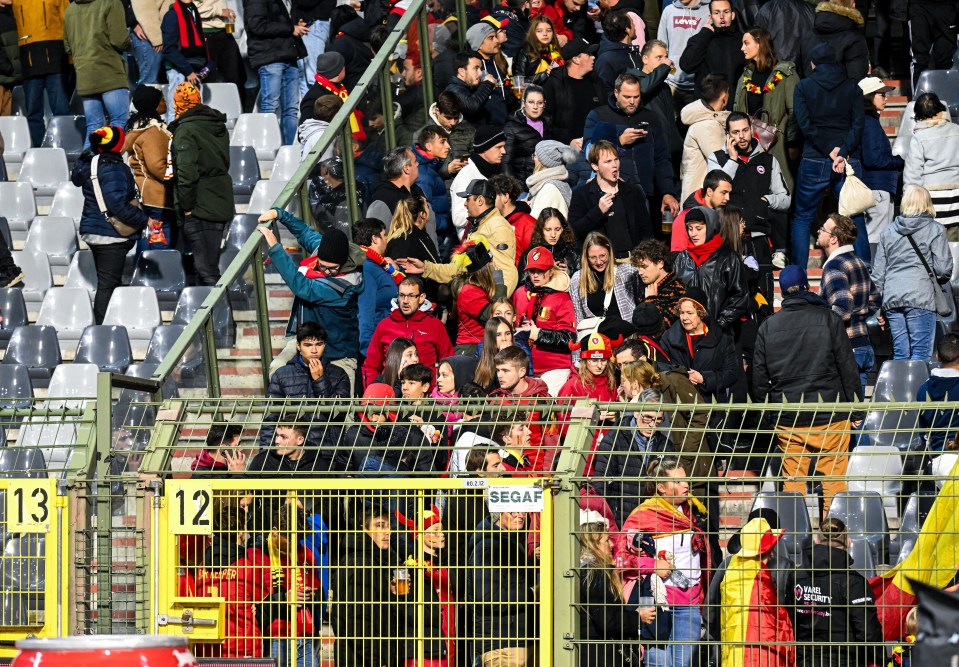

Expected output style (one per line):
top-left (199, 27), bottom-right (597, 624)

top-left (680, 100), bottom-right (729, 201)
top-left (130, 0), bottom-right (168, 46)
top-left (124, 120), bottom-right (174, 209)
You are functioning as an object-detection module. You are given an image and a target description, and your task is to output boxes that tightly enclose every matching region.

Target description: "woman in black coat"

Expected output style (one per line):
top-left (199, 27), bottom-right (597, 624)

top-left (659, 288), bottom-right (740, 403)
top-left (518, 207), bottom-right (580, 277)
top-left (503, 85), bottom-right (550, 185)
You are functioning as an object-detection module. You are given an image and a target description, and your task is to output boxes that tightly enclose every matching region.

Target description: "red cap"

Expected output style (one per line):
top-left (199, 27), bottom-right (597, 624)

top-left (525, 247), bottom-right (555, 272)
top-left (395, 505), bottom-right (443, 534)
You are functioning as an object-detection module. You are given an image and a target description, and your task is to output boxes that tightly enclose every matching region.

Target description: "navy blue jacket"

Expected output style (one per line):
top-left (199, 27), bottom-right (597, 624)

top-left (594, 40), bottom-right (642, 96)
top-left (260, 353), bottom-right (351, 455)
top-left (414, 146), bottom-right (451, 235)
top-left (358, 258), bottom-right (398, 357)
top-left (160, 2), bottom-right (213, 76)
top-left (860, 113), bottom-right (904, 194)
top-left (72, 150), bottom-right (150, 238)
top-left (917, 371), bottom-right (959, 451)
top-left (793, 62), bottom-right (864, 160)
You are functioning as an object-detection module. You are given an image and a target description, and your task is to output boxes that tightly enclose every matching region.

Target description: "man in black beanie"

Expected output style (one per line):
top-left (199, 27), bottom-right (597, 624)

top-left (448, 126), bottom-right (506, 241)
top-left (257, 207), bottom-right (365, 394)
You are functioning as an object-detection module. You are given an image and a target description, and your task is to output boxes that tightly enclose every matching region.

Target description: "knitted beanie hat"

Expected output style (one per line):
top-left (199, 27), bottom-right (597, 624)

top-left (173, 81), bottom-right (202, 117)
top-left (89, 126), bottom-right (126, 153)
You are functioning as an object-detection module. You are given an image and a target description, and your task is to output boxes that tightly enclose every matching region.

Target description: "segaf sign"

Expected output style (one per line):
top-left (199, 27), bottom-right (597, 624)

top-left (487, 485), bottom-right (545, 513)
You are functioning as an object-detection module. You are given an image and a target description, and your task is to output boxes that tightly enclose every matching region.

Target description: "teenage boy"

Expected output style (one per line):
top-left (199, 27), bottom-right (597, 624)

top-left (489, 346), bottom-right (551, 470)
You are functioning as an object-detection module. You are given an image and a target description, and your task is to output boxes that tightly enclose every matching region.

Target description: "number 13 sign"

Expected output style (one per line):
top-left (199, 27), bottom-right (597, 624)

top-left (167, 481), bottom-right (213, 535)
top-left (7, 481), bottom-right (53, 533)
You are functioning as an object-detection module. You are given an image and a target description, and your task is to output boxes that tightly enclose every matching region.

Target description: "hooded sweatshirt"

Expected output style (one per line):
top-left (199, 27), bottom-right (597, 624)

top-left (63, 0), bottom-right (131, 96)
top-left (679, 100), bottom-right (729, 201)
top-left (512, 270), bottom-right (576, 375)
top-left (871, 213), bottom-right (954, 313)
top-left (657, 0), bottom-right (710, 91)
top-left (793, 61), bottom-right (864, 160)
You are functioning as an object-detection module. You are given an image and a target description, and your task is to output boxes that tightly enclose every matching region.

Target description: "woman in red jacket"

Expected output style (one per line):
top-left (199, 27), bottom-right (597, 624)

top-left (511, 246), bottom-right (576, 395)
top-left (451, 239), bottom-right (504, 354)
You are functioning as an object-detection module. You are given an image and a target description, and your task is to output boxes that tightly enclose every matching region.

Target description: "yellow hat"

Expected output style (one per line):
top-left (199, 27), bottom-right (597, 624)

top-left (737, 517), bottom-right (785, 558)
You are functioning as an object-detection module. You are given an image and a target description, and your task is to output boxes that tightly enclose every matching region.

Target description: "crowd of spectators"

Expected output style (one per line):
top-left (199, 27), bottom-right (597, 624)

top-left (1, 0), bottom-right (959, 664)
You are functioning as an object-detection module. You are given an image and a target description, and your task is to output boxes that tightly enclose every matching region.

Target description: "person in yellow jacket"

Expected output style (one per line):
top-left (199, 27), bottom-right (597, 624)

top-left (9, 0), bottom-right (70, 146)
top-left (398, 178), bottom-right (519, 296)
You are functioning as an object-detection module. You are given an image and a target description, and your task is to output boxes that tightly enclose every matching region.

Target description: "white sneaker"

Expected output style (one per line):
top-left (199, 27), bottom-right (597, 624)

top-left (771, 251), bottom-right (787, 269)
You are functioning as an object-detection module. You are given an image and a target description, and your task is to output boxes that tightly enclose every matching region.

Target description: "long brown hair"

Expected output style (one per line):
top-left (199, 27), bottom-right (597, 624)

top-left (529, 207), bottom-right (575, 248)
top-left (719, 206), bottom-right (745, 258)
top-left (576, 356), bottom-right (615, 391)
top-left (474, 316), bottom-right (514, 388)
top-left (524, 16), bottom-right (561, 62)
top-left (579, 522), bottom-right (624, 599)
top-left (744, 28), bottom-right (777, 73)
top-left (382, 337), bottom-right (415, 387)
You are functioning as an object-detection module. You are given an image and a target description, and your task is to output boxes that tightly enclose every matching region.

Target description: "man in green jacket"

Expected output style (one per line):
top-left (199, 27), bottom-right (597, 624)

top-left (168, 82), bottom-right (235, 286)
top-left (64, 0), bottom-right (131, 146)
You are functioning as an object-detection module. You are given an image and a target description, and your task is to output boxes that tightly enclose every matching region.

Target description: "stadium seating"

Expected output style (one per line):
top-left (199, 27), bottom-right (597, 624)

top-left (130, 250), bottom-right (187, 311)
top-left (202, 83), bottom-right (243, 129)
top-left (102, 287), bottom-right (162, 353)
top-left (14, 417), bottom-right (77, 471)
top-left (846, 445), bottom-right (903, 520)
top-left (223, 214), bottom-right (261, 250)
top-left (64, 250), bottom-right (97, 298)
top-left (0, 289), bottom-right (28, 351)
top-left (0, 446), bottom-right (47, 478)
top-left (3, 326), bottom-right (62, 389)
top-left (828, 491), bottom-right (891, 565)
top-left (49, 183), bottom-right (84, 225)
top-left (143, 325), bottom-right (206, 387)
top-left (41, 115), bottom-right (85, 165)
top-left (18, 148), bottom-right (70, 204)
top-left (229, 145), bottom-right (260, 203)
top-left (12, 250), bottom-right (53, 315)
top-left (0, 116), bottom-right (31, 178)
top-left (46, 363), bottom-right (99, 409)
top-left (125, 363), bottom-right (178, 400)
top-left (24, 217), bottom-right (78, 274)
top-left (751, 492), bottom-right (812, 561)
top-left (247, 179), bottom-right (298, 216)
top-left (171, 286), bottom-right (236, 348)
top-left (0, 364), bottom-right (34, 410)
top-left (847, 538), bottom-right (877, 578)
top-left (895, 490), bottom-right (936, 563)
top-left (217, 249), bottom-right (255, 310)
top-left (36, 288), bottom-right (95, 353)
top-left (231, 113), bottom-right (282, 171)
top-left (915, 69), bottom-right (959, 121)
top-left (859, 407), bottom-right (920, 450)
top-left (0, 182), bottom-right (38, 242)
top-left (873, 359), bottom-right (930, 402)
top-left (74, 325), bottom-right (133, 374)
top-left (270, 145), bottom-right (300, 181)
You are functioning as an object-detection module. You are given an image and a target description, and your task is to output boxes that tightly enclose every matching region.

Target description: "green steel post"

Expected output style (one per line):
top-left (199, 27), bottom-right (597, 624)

top-left (455, 0), bottom-right (467, 50)
top-left (341, 124), bottom-right (360, 223)
top-left (380, 66), bottom-right (397, 149)
top-left (202, 317), bottom-right (221, 397)
top-left (298, 183), bottom-right (312, 228)
top-left (252, 245), bottom-right (274, 391)
top-left (552, 400), bottom-right (593, 667)
top-left (95, 372), bottom-right (115, 634)
top-left (418, 7), bottom-right (434, 123)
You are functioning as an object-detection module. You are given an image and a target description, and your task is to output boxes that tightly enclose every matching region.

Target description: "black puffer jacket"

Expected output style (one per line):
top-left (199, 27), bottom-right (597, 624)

top-left (329, 18), bottom-right (373, 91)
top-left (519, 240), bottom-right (580, 276)
top-left (798, 1), bottom-right (868, 79)
top-left (783, 543), bottom-right (884, 667)
top-left (592, 418), bottom-right (675, 524)
top-left (243, 0), bottom-right (307, 68)
top-left (751, 291), bottom-right (863, 426)
top-left (503, 108), bottom-right (547, 184)
top-left (672, 207), bottom-right (749, 330)
top-left (594, 40), bottom-right (642, 95)
top-left (678, 26), bottom-right (746, 110)
top-left (443, 76), bottom-right (497, 128)
top-left (542, 67), bottom-right (605, 145)
top-left (467, 516), bottom-right (538, 655)
top-left (512, 48), bottom-right (559, 85)
top-left (755, 0), bottom-right (816, 65)
top-left (659, 317), bottom-right (740, 403)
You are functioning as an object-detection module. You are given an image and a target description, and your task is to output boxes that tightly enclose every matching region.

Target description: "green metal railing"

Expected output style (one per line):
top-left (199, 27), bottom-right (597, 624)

top-left (147, 0), bottom-right (435, 397)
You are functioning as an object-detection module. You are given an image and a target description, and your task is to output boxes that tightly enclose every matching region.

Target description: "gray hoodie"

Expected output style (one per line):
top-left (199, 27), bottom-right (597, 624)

top-left (871, 213), bottom-right (954, 313)
top-left (657, 0), bottom-right (710, 91)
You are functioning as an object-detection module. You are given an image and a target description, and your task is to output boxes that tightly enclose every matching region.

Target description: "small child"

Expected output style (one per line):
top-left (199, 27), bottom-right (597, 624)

top-left (888, 606), bottom-right (917, 667)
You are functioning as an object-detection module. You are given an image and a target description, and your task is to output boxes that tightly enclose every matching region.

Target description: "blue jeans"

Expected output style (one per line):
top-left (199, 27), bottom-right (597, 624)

top-left (645, 646), bottom-right (669, 667)
top-left (853, 344), bottom-right (875, 390)
top-left (668, 603), bottom-right (700, 667)
top-left (887, 307), bottom-right (937, 361)
top-left (258, 62), bottom-right (300, 145)
top-left (270, 638), bottom-right (317, 667)
top-left (81, 89), bottom-right (131, 147)
top-left (298, 19), bottom-right (331, 96)
top-left (131, 30), bottom-right (163, 85)
top-left (22, 74), bottom-right (70, 147)
top-left (791, 157), bottom-right (870, 268)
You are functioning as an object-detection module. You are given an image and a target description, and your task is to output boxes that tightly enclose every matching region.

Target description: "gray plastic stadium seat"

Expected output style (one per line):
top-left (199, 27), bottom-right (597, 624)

top-left (0, 289), bottom-right (28, 351)
top-left (0, 364), bottom-right (33, 410)
top-left (64, 250), bottom-right (97, 298)
top-left (218, 249), bottom-right (254, 310)
top-left (18, 148), bottom-right (69, 203)
top-left (143, 325), bottom-right (206, 387)
top-left (846, 445), bottom-right (902, 521)
top-left (36, 287), bottom-right (95, 352)
top-left (75, 325), bottom-right (133, 373)
top-left (41, 115), bottom-right (85, 165)
top-left (171, 286), bottom-right (236, 348)
top-left (25, 216), bottom-right (78, 270)
top-left (125, 362), bottom-right (178, 400)
top-left (751, 492), bottom-right (813, 561)
top-left (223, 214), bottom-right (261, 250)
top-left (11, 251), bottom-right (52, 313)
top-left (874, 359), bottom-right (930, 402)
top-left (0, 182), bottom-right (37, 241)
top-left (102, 287), bottom-right (161, 344)
top-left (915, 69), bottom-right (959, 121)
top-left (828, 491), bottom-right (891, 565)
top-left (2, 326), bottom-right (62, 389)
top-left (848, 538), bottom-right (877, 578)
top-left (130, 250), bottom-right (187, 311)
top-left (202, 83), bottom-right (243, 129)
top-left (230, 145), bottom-right (260, 202)
top-left (0, 116), bottom-right (31, 177)
top-left (860, 407), bottom-right (920, 451)
top-left (49, 182), bottom-right (84, 225)
top-left (231, 113), bottom-right (282, 166)
top-left (270, 145), bottom-right (300, 181)
top-left (46, 363), bottom-right (98, 409)
top-left (247, 179), bottom-right (298, 216)
top-left (895, 491), bottom-right (936, 564)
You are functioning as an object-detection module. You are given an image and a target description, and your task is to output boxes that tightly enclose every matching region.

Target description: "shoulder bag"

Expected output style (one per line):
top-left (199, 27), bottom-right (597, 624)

top-left (904, 233), bottom-right (954, 318)
top-left (91, 154), bottom-right (143, 238)
top-left (576, 288), bottom-right (613, 340)
top-left (750, 108), bottom-right (780, 152)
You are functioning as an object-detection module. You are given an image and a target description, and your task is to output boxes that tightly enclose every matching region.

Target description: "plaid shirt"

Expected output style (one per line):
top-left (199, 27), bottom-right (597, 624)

top-left (821, 246), bottom-right (881, 343)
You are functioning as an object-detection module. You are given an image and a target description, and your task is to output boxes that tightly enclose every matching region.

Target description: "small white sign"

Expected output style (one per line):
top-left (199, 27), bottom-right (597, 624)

top-left (487, 486), bottom-right (544, 513)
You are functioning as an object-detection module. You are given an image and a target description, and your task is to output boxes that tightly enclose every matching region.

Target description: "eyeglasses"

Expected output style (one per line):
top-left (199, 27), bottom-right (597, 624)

top-left (398, 293), bottom-right (423, 300)
top-left (638, 413), bottom-right (664, 426)
top-left (817, 226), bottom-right (836, 237)
top-left (315, 262), bottom-right (341, 274)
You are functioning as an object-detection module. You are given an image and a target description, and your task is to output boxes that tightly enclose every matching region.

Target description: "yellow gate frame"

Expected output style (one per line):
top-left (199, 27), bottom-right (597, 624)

top-left (0, 478), bottom-right (68, 657)
top-left (153, 477), bottom-right (554, 665)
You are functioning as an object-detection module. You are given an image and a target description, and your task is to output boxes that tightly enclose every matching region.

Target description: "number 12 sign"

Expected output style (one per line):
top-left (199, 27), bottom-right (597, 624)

top-left (167, 481), bottom-right (213, 535)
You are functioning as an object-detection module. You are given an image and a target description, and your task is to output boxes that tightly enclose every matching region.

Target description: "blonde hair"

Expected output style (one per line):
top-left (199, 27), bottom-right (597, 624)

top-left (387, 195), bottom-right (429, 243)
top-left (579, 522), bottom-right (624, 599)
top-left (579, 232), bottom-right (616, 296)
top-left (621, 360), bottom-right (663, 392)
top-left (905, 607), bottom-right (918, 636)
top-left (900, 185), bottom-right (936, 218)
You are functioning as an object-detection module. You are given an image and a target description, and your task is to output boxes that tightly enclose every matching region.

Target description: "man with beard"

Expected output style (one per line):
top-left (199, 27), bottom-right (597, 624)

top-left (678, 0), bottom-right (745, 110)
top-left (443, 51), bottom-right (497, 129)
top-left (449, 127), bottom-right (507, 241)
